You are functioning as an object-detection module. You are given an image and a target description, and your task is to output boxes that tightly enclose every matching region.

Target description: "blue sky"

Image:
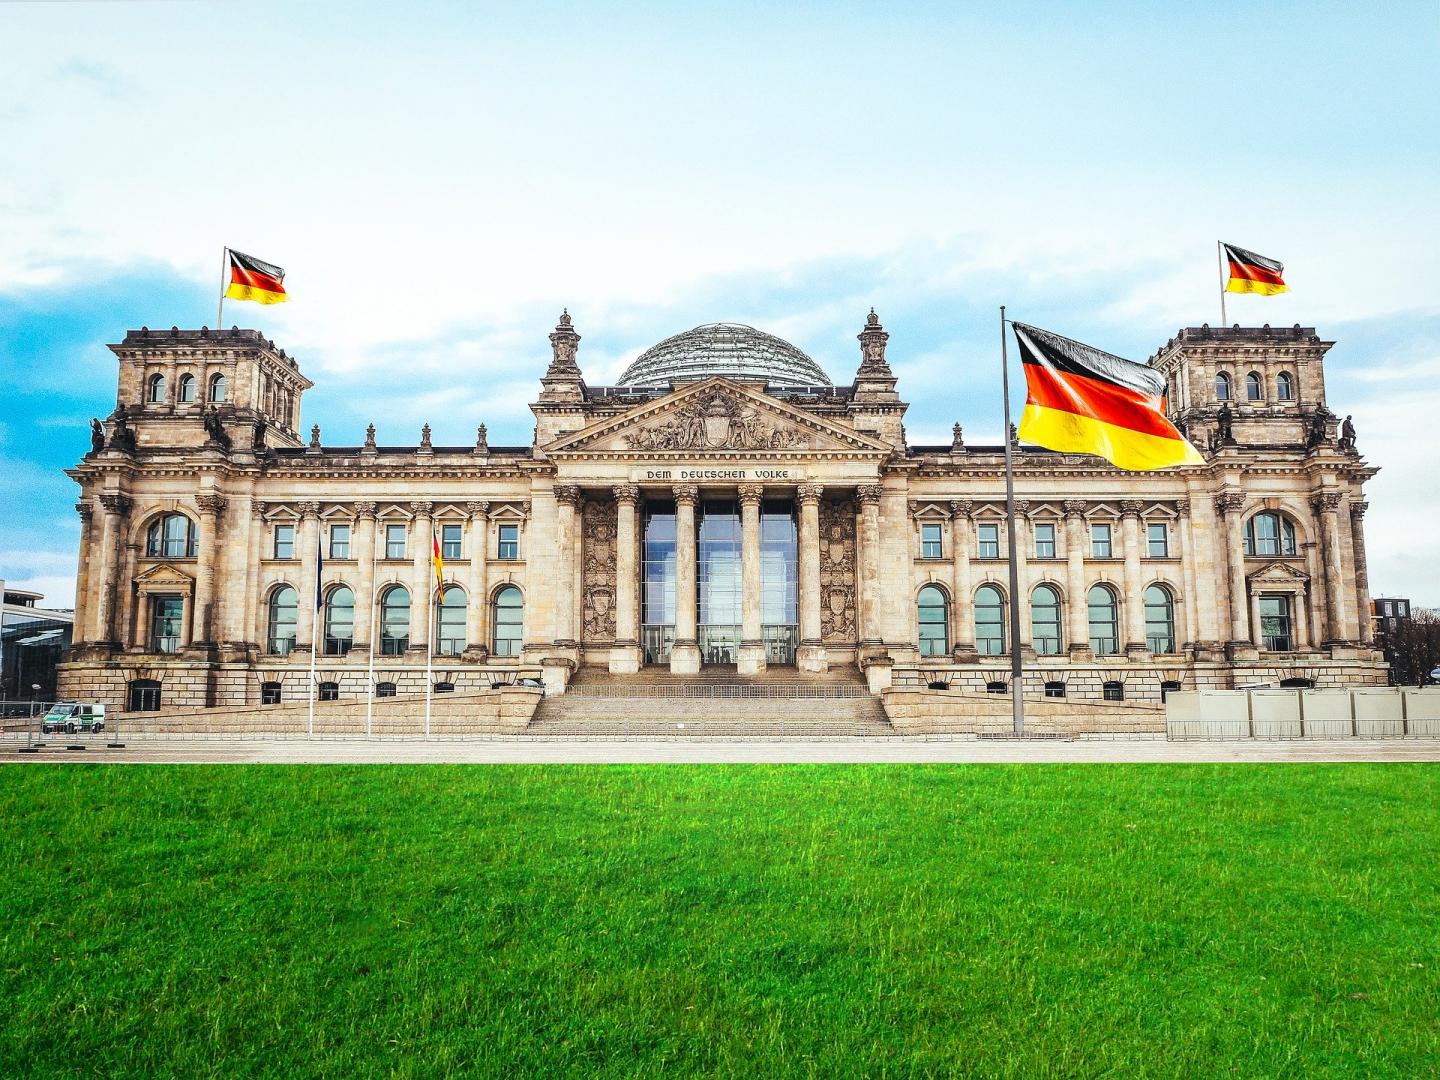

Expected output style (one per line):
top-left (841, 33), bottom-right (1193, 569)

top-left (2, 1), bottom-right (1437, 605)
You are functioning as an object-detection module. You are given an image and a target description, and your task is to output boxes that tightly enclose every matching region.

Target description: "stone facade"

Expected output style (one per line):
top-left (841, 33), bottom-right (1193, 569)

top-left (58, 314), bottom-right (1386, 712)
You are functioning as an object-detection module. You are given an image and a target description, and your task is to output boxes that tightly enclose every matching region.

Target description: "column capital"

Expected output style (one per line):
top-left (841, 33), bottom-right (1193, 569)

top-left (354, 500), bottom-right (378, 519)
top-left (196, 493), bottom-right (227, 517)
top-left (1014, 499), bottom-right (1031, 517)
top-left (1349, 499), bottom-right (1369, 519)
top-left (297, 500), bottom-right (322, 519)
top-left (1310, 491), bottom-right (1343, 514)
top-left (856, 483), bottom-right (883, 506)
top-left (1062, 499), bottom-right (1086, 519)
top-left (1214, 492), bottom-right (1245, 516)
top-left (1175, 498), bottom-right (1191, 518)
top-left (553, 485), bottom-right (582, 508)
top-left (99, 493), bottom-right (132, 516)
top-left (409, 499), bottom-right (434, 517)
top-left (672, 484), bottom-right (699, 507)
top-left (251, 499), bottom-right (269, 519)
top-left (612, 484), bottom-right (640, 506)
top-left (75, 501), bottom-right (94, 522)
top-left (949, 498), bottom-right (973, 520)
top-left (737, 483), bottom-right (764, 507)
top-left (797, 483), bottom-right (824, 505)
top-left (465, 500), bottom-right (491, 519)
top-left (1120, 499), bottom-right (1144, 518)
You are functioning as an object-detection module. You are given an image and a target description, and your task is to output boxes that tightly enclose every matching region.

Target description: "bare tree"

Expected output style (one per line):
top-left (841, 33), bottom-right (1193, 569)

top-left (1381, 610), bottom-right (1440, 686)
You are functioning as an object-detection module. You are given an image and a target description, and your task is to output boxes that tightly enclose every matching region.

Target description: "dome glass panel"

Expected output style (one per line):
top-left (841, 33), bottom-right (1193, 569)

top-left (619, 323), bottom-right (830, 387)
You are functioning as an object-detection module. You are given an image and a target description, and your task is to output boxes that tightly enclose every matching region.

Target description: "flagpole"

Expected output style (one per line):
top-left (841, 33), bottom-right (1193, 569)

top-left (999, 306), bottom-right (1024, 737)
top-left (309, 525), bottom-right (320, 738)
top-left (1217, 241), bottom-right (1228, 328)
top-left (366, 531), bottom-right (377, 739)
top-left (217, 246), bottom-right (228, 329)
top-left (424, 579), bottom-right (434, 738)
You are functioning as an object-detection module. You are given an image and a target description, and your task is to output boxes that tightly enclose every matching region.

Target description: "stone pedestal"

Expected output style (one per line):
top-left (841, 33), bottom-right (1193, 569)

top-left (608, 643), bottom-right (642, 674)
top-left (796, 643), bottom-right (829, 674)
top-left (670, 642), bottom-right (701, 675)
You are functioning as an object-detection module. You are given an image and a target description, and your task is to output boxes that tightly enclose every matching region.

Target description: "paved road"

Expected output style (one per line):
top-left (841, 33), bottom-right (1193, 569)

top-left (6, 736), bottom-right (1440, 764)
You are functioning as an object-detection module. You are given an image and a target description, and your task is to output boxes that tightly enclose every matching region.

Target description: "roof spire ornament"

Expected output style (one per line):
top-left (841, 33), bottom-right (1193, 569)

top-left (540, 308), bottom-right (586, 402)
top-left (851, 308), bottom-right (900, 403)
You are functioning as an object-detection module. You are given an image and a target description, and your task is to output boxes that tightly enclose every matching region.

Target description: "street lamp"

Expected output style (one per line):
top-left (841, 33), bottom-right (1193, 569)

top-left (30, 683), bottom-right (41, 718)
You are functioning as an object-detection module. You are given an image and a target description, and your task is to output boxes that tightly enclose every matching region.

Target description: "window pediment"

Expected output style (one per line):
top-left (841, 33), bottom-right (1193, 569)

top-left (1246, 561), bottom-right (1309, 586)
top-left (134, 563), bottom-right (194, 591)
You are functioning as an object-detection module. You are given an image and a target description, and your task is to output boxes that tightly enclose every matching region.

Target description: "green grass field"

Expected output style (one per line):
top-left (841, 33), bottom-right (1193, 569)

top-left (2, 765), bottom-right (1437, 1078)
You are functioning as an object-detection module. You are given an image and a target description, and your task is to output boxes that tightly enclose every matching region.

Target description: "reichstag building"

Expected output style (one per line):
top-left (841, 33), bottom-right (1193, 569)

top-left (59, 310), bottom-right (1385, 711)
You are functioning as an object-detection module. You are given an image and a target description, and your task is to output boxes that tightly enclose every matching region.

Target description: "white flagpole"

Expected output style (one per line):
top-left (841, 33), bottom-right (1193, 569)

top-left (424, 578), bottom-right (434, 738)
top-left (1217, 241), bottom-right (1229, 328)
top-left (308, 524), bottom-right (321, 738)
top-left (217, 247), bottom-right (228, 329)
top-left (999, 306), bottom-right (1024, 737)
top-left (366, 530), bottom-right (377, 739)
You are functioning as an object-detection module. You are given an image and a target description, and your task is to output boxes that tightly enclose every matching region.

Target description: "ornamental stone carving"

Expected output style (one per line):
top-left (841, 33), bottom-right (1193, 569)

top-left (196, 494), bottom-right (227, 516)
top-left (251, 499), bottom-right (268, 519)
top-left (1214, 492), bottom-right (1245, 516)
top-left (672, 484), bottom-right (699, 507)
top-left (1349, 499), bottom-right (1368, 519)
top-left (1120, 500), bottom-right (1144, 518)
top-left (554, 485), bottom-right (582, 508)
top-left (297, 500), bottom-right (321, 518)
top-left (1175, 499), bottom-right (1191, 517)
top-left (76, 501), bottom-right (94, 522)
top-left (612, 484), bottom-right (639, 505)
top-left (409, 500), bottom-right (434, 517)
top-left (99, 493), bottom-right (132, 516)
top-left (737, 483), bottom-right (764, 507)
top-left (797, 483), bottom-right (824, 505)
top-left (354, 501), bottom-right (378, 519)
top-left (1063, 500), bottom-right (1086, 518)
top-left (626, 389), bottom-right (808, 452)
top-left (1310, 492), bottom-right (1343, 513)
top-left (949, 499), bottom-right (973, 520)
top-left (581, 498), bottom-right (617, 643)
top-left (856, 484), bottom-right (883, 506)
top-left (819, 498), bottom-right (858, 642)
top-left (465, 500), bottom-right (490, 519)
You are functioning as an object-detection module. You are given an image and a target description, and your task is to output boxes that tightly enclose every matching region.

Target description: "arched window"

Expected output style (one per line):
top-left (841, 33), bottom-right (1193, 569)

top-left (177, 373), bottom-right (197, 403)
top-left (1103, 681), bottom-right (1125, 701)
top-left (974, 585), bottom-right (1005, 655)
top-left (261, 682), bottom-right (282, 705)
top-left (1215, 372), bottom-right (1231, 401)
top-left (375, 682), bottom-right (397, 698)
top-left (147, 513), bottom-right (198, 558)
top-left (917, 585), bottom-right (948, 657)
top-left (147, 372), bottom-right (167, 403)
top-left (323, 586), bottom-right (354, 656)
top-left (1144, 585), bottom-right (1176, 654)
top-left (380, 586), bottom-right (410, 656)
top-left (267, 586), bottom-right (298, 655)
top-left (492, 586), bottom-right (524, 657)
top-left (436, 585), bottom-right (467, 656)
top-left (1031, 584), bottom-right (1062, 655)
top-left (1246, 372), bottom-right (1263, 401)
top-left (1243, 511), bottom-right (1298, 556)
top-left (1276, 371), bottom-right (1294, 401)
top-left (318, 681), bottom-right (340, 702)
top-left (127, 679), bottom-right (162, 712)
top-left (209, 373), bottom-right (227, 403)
top-left (1087, 584), bottom-right (1119, 655)
top-left (1044, 681), bottom-right (1066, 698)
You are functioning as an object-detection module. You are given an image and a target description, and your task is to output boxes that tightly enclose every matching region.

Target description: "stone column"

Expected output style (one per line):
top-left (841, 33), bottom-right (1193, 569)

top-left (552, 486), bottom-right (581, 650)
top-left (737, 483), bottom-right (766, 675)
top-left (856, 484), bottom-right (883, 652)
top-left (949, 500), bottom-right (977, 660)
top-left (1063, 500), bottom-right (1091, 659)
top-left (352, 503), bottom-right (377, 655)
top-left (1214, 493), bottom-right (1250, 646)
top-left (796, 483), bottom-right (827, 672)
top-left (191, 493), bottom-right (226, 649)
top-left (465, 501), bottom-right (490, 660)
top-left (1176, 500), bottom-right (1199, 649)
top-left (296, 501), bottom-right (321, 654)
top-left (610, 486), bottom-right (642, 673)
top-left (73, 502), bottom-right (94, 644)
top-left (1120, 499), bottom-right (1147, 656)
top-left (93, 494), bottom-right (130, 646)
top-left (407, 500), bottom-right (433, 654)
top-left (670, 484), bottom-right (701, 674)
top-left (1313, 492), bottom-right (1350, 644)
top-left (243, 500), bottom-right (266, 650)
top-left (1349, 500), bottom-right (1373, 645)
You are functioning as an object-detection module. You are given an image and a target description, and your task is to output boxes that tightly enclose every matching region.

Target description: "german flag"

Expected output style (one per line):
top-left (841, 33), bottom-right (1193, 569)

top-left (431, 528), bottom-right (444, 590)
top-left (225, 248), bottom-right (288, 304)
top-left (1223, 242), bottom-right (1287, 296)
top-left (1013, 322), bottom-right (1203, 471)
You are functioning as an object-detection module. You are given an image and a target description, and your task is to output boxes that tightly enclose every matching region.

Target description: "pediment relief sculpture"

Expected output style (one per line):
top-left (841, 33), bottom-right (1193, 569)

top-left (1247, 560), bottom-right (1310, 584)
top-left (625, 389), bottom-right (808, 452)
top-left (134, 563), bottom-right (194, 588)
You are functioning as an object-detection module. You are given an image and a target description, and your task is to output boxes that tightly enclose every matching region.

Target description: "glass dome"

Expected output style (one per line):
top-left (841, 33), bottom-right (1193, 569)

top-left (619, 322), bottom-right (831, 387)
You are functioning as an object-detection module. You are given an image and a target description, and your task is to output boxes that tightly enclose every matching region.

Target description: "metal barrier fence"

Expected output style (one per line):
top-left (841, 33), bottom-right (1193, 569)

top-left (11, 702), bottom-right (125, 754)
top-left (564, 683), bottom-right (870, 699)
top-left (1167, 688), bottom-right (1440, 740)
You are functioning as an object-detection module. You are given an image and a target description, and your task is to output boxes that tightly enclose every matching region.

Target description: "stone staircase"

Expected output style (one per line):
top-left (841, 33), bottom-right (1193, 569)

top-left (528, 665), bottom-right (895, 737)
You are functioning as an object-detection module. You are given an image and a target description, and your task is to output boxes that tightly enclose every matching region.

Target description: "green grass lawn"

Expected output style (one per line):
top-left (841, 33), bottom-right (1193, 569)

top-left (1, 765), bottom-right (1437, 1078)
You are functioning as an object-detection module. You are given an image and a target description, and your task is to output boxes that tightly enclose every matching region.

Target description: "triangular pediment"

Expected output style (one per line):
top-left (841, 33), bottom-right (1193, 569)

top-left (545, 378), bottom-right (893, 456)
top-left (1247, 560), bottom-right (1309, 584)
top-left (135, 563), bottom-right (194, 587)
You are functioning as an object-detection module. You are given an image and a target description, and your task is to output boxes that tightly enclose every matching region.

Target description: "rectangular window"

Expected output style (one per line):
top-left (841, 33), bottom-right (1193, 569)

top-left (273, 524), bottom-right (295, 560)
top-left (329, 524), bottom-right (351, 559)
top-left (1259, 595), bottom-right (1293, 651)
top-left (977, 523), bottom-right (999, 559)
top-left (920, 522), bottom-right (942, 559)
top-left (498, 523), bottom-right (519, 560)
top-left (1146, 522), bottom-right (1168, 557)
top-left (1091, 523), bottom-right (1112, 558)
top-left (385, 524), bottom-right (407, 560)
top-left (151, 595), bottom-right (183, 654)
top-left (442, 523), bottom-right (463, 560)
top-left (1034, 523), bottom-right (1056, 559)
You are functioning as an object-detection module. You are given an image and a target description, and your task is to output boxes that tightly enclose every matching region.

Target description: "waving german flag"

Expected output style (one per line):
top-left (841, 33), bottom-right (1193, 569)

top-left (224, 248), bottom-right (288, 304)
top-left (1014, 322), bottom-right (1203, 471)
top-left (1222, 243), bottom-right (1287, 296)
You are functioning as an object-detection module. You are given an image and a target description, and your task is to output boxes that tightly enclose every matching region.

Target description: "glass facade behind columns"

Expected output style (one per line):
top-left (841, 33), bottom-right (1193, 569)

top-left (760, 501), bottom-right (798, 662)
top-left (698, 501), bottom-right (742, 663)
top-left (642, 503), bottom-right (677, 664)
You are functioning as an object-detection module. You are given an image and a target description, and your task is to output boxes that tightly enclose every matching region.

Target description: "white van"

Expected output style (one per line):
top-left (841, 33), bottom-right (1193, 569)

top-left (40, 703), bottom-right (107, 735)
